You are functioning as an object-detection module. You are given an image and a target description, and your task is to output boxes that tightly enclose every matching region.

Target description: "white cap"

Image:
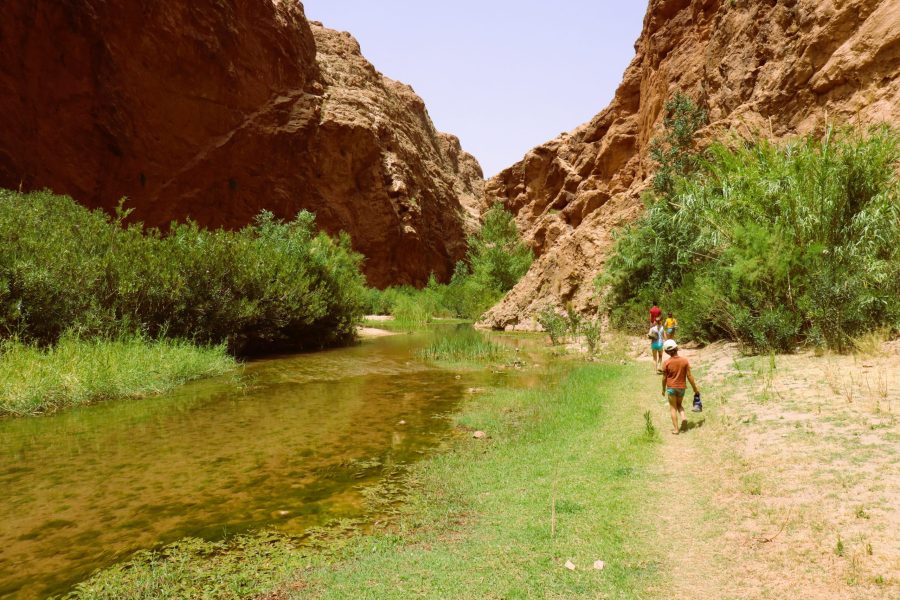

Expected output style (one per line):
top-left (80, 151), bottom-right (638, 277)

top-left (663, 339), bottom-right (678, 352)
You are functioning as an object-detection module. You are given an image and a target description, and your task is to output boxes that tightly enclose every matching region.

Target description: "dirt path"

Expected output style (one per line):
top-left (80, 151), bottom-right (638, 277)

top-left (633, 340), bottom-right (899, 599)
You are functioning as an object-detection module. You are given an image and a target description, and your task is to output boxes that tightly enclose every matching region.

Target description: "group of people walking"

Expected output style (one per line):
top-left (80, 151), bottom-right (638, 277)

top-left (647, 301), bottom-right (700, 435)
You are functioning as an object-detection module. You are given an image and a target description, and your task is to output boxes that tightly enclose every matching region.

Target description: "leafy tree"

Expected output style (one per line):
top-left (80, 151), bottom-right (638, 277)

top-left (467, 202), bottom-right (533, 293)
top-left (649, 92), bottom-right (708, 196)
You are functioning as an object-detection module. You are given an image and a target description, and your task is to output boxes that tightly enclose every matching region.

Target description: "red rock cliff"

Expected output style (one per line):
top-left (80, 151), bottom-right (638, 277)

top-left (0, 1), bottom-right (482, 288)
top-left (481, 0), bottom-right (900, 329)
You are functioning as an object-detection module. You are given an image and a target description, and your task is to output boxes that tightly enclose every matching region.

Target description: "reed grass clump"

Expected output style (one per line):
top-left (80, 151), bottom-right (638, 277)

top-left (600, 124), bottom-right (900, 352)
top-left (0, 336), bottom-right (234, 416)
top-left (417, 332), bottom-right (509, 363)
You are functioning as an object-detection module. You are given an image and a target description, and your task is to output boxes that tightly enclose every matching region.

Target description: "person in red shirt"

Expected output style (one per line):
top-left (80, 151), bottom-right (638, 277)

top-left (661, 339), bottom-right (700, 434)
top-left (649, 301), bottom-right (662, 324)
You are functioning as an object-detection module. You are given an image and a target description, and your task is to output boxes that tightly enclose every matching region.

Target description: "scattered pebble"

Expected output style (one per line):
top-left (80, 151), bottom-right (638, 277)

top-left (398, 420), bottom-right (407, 425)
top-left (454, 375), bottom-right (462, 380)
top-left (593, 560), bottom-right (605, 570)
top-left (564, 560), bottom-right (576, 571)
top-left (472, 430), bottom-right (487, 439)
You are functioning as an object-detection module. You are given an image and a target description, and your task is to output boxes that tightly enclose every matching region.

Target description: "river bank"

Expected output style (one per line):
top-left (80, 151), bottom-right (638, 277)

top-left (2, 327), bottom-right (536, 599)
top-left (66, 348), bottom-right (667, 599)
top-left (26, 332), bottom-right (900, 598)
top-left (0, 324), bottom-right (401, 419)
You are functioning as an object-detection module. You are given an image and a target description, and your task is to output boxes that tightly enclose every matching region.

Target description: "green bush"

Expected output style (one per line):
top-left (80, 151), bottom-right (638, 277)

top-left (392, 293), bottom-right (434, 328)
top-left (564, 303), bottom-right (583, 337)
top-left (0, 190), bottom-right (367, 354)
top-left (648, 92), bottom-right (708, 195)
top-left (537, 307), bottom-right (568, 346)
top-left (599, 124), bottom-right (900, 352)
top-left (466, 202), bottom-right (534, 293)
top-left (580, 318), bottom-right (602, 355)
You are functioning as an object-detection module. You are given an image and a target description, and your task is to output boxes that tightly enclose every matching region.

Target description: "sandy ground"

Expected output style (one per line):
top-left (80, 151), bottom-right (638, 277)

top-left (357, 315), bottom-right (399, 338)
top-left (628, 337), bottom-right (900, 599)
top-left (356, 326), bottom-right (397, 338)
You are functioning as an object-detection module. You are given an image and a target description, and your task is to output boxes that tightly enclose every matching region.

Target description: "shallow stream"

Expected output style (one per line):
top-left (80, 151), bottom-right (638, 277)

top-left (0, 326), bottom-right (539, 598)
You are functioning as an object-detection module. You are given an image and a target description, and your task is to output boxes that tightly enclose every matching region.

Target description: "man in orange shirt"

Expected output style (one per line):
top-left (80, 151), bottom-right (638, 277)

top-left (661, 339), bottom-right (700, 434)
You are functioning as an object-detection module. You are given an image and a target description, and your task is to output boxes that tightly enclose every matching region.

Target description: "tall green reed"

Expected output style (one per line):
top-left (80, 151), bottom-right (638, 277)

top-left (600, 125), bottom-right (899, 352)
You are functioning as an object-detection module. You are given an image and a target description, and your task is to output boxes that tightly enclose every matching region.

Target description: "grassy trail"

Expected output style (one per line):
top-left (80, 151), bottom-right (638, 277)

top-left (641, 344), bottom-right (899, 600)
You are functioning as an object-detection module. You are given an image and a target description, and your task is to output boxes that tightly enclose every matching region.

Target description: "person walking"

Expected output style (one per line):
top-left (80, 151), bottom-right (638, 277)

top-left (661, 339), bottom-right (699, 434)
top-left (648, 318), bottom-right (665, 373)
top-left (649, 301), bottom-right (662, 325)
top-left (664, 312), bottom-right (679, 340)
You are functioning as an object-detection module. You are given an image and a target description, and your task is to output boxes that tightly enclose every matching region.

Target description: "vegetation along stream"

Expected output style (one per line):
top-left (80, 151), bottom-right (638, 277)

top-left (0, 326), bottom-right (540, 599)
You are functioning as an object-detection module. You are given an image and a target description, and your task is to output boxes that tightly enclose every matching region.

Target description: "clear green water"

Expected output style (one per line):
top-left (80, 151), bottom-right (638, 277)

top-left (0, 327), bottom-right (539, 599)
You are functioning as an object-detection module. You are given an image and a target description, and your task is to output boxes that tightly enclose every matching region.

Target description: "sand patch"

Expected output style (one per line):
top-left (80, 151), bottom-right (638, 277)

top-left (357, 327), bottom-right (398, 338)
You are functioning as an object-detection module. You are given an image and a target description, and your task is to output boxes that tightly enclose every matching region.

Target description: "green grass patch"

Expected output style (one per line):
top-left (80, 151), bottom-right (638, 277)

top-left (0, 336), bottom-right (235, 417)
top-left (69, 363), bottom-right (663, 599)
top-left (301, 364), bottom-right (663, 598)
top-left (64, 534), bottom-right (309, 600)
top-left (417, 332), bottom-right (509, 363)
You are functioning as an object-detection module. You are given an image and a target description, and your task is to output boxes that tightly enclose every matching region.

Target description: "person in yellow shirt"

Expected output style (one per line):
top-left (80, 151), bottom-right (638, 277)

top-left (664, 312), bottom-right (678, 340)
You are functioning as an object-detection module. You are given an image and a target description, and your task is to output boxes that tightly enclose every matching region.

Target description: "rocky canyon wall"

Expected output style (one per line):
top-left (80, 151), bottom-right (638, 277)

top-left (481, 0), bottom-right (900, 329)
top-left (0, 1), bottom-right (482, 288)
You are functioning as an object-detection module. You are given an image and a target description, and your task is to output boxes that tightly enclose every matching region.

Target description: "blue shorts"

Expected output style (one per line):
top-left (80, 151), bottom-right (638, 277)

top-left (666, 388), bottom-right (686, 397)
top-left (666, 327), bottom-right (677, 335)
top-left (651, 341), bottom-right (663, 351)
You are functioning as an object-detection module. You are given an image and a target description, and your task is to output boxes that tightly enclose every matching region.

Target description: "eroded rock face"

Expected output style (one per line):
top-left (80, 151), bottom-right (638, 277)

top-left (0, 1), bottom-right (482, 287)
top-left (306, 23), bottom-right (483, 286)
top-left (481, 0), bottom-right (900, 329)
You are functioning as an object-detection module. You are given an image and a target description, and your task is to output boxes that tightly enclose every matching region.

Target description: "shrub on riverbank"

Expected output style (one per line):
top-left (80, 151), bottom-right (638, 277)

top-left (0, 190), bottom-right (367, 354)
top-left (364, 203), bottom-right (532, 322)
top-left (600, 125), bottom-right (900, 352)
top-left (0, 336), bottom-right (234, 416)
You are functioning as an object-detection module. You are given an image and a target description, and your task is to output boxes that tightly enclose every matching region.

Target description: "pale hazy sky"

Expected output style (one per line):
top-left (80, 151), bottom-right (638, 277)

top-left (303, 1), bottom-right (648, 177)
